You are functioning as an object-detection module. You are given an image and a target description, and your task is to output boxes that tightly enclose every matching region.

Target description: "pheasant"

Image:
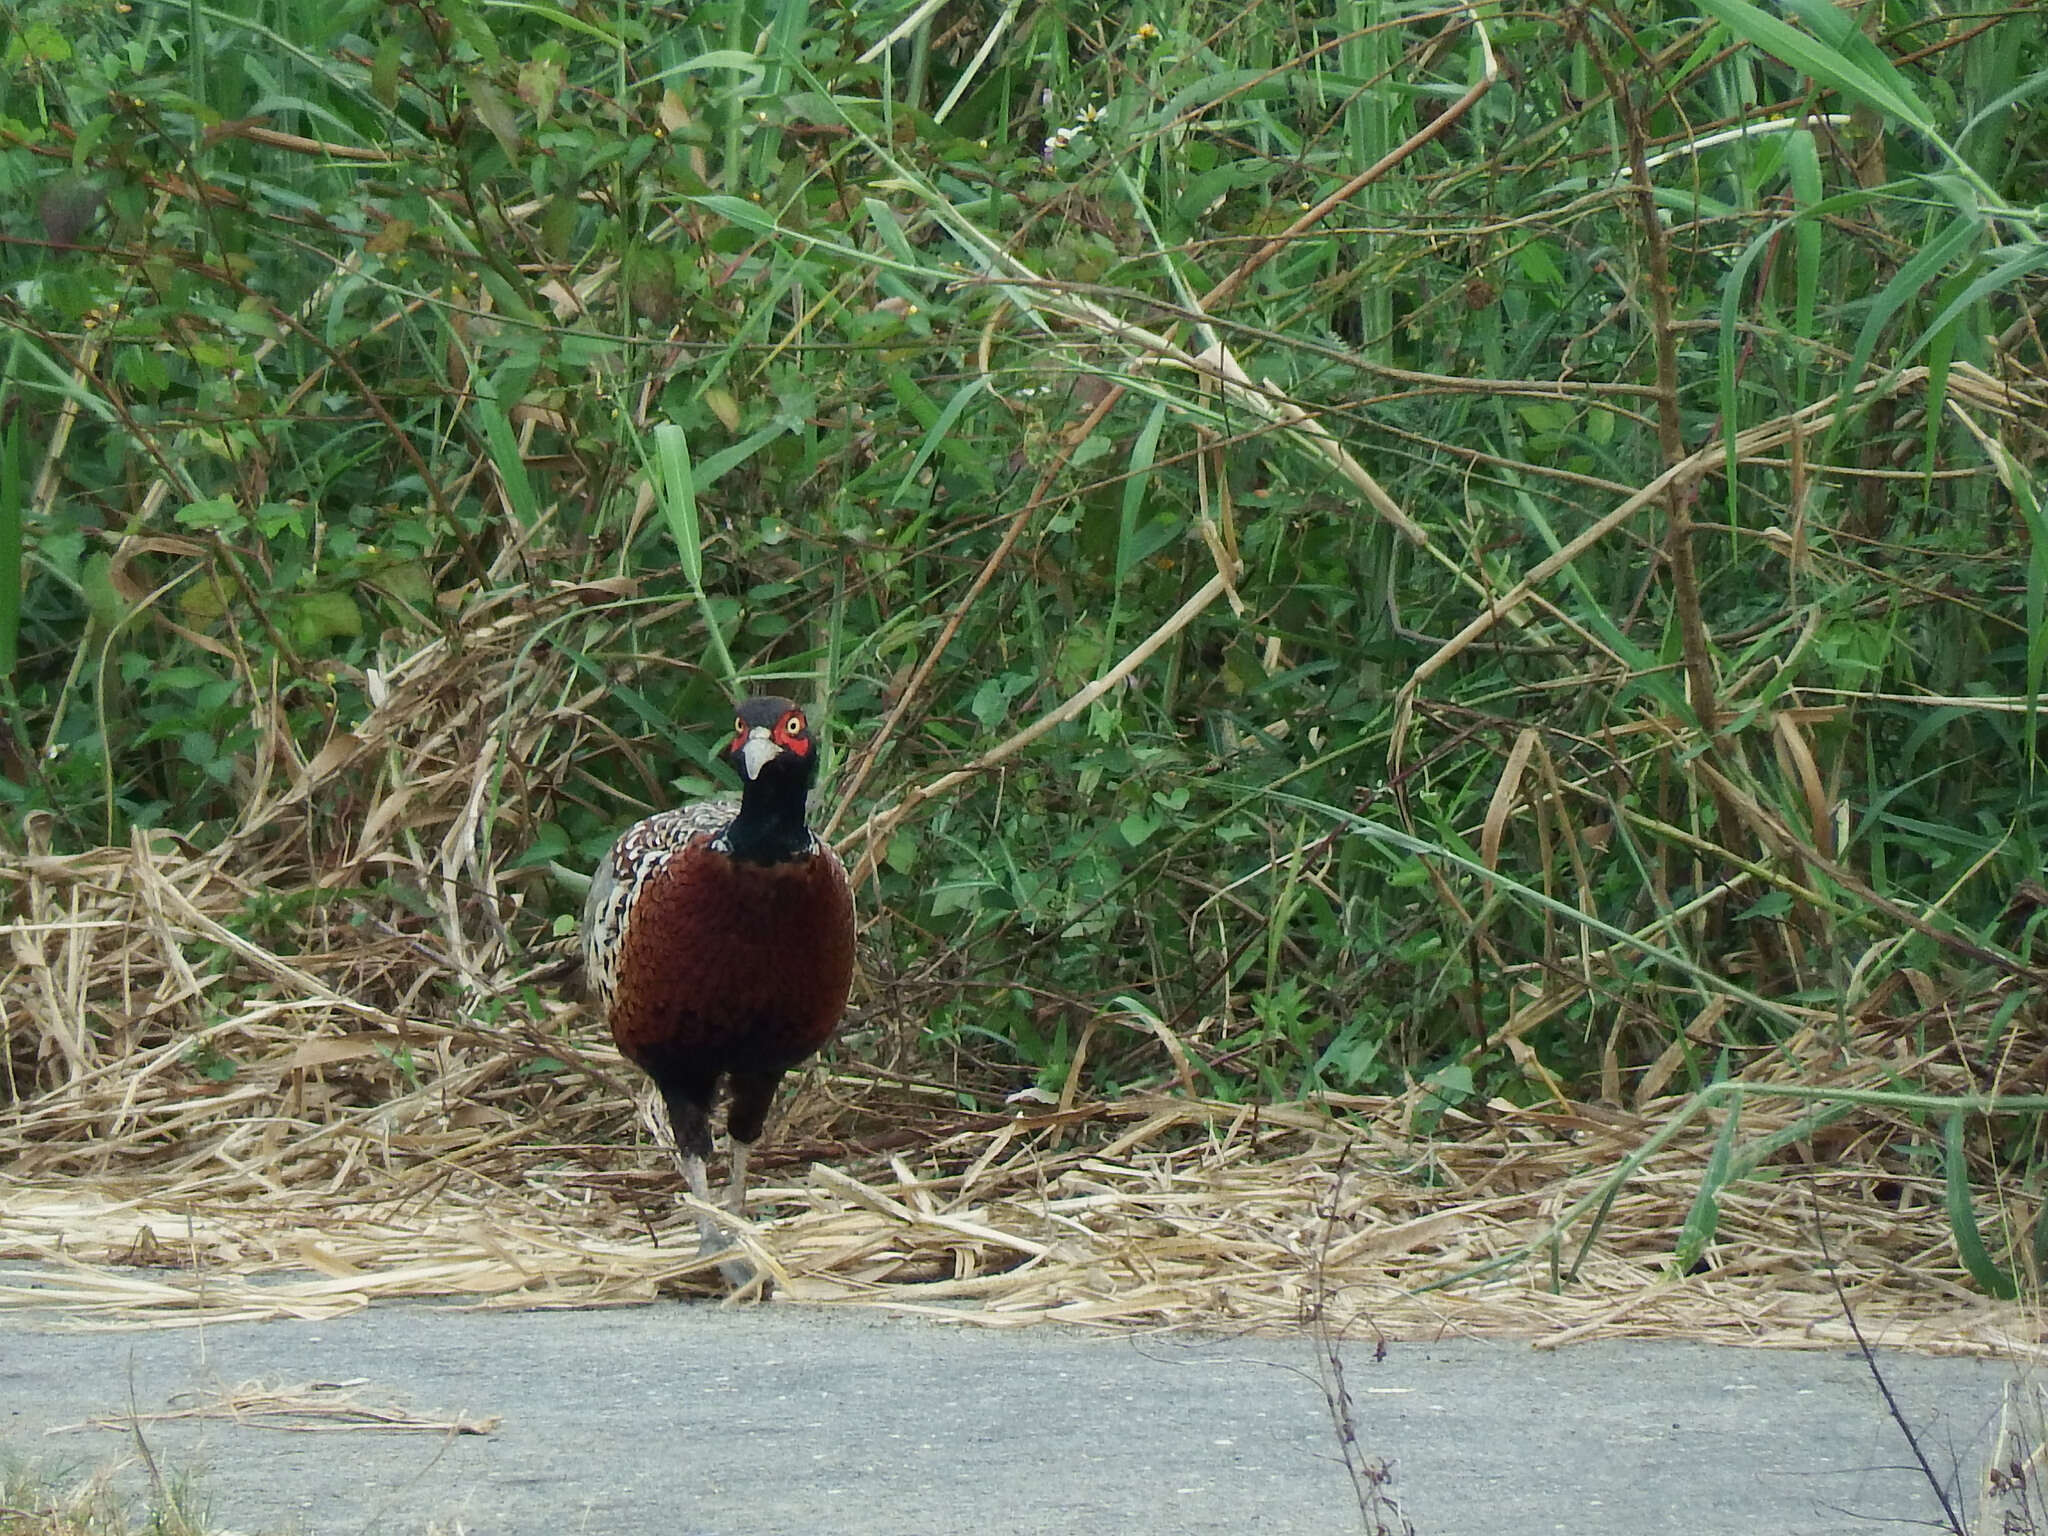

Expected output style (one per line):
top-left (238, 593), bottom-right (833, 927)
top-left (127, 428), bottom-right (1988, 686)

top-left (583, 695), bottom-right (855, 1285)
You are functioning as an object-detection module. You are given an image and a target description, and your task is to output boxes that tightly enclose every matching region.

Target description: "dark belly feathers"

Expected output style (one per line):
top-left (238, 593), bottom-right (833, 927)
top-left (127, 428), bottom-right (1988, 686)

top-left (592, 811), bottom-right (855, 1081)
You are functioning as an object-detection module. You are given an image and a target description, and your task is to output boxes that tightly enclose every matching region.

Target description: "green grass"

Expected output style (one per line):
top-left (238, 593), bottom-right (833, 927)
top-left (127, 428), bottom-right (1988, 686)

top-left (0, 1457), bottom-right (212, 1536)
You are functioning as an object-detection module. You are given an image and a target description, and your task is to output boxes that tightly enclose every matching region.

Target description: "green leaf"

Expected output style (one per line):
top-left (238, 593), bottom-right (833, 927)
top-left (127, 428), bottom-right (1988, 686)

top-left (691, 194), bottom-right (779, 235)
top-left (1421, 1062), bottom-right (1473, 1108)
top-left (1514, 239), bottom-right (1564, 288)
top-left (862, 197), bottom-right (919, 266)
top-left (890, 379), bottom-right (988, 504)
top-left (658, 49), bottom-right (767, 91)
top-left (970, 677), bottom-right (1013, 728)
top-left (288, 592), bottom-right (363, 650)
top-left (1980, 431), bottom-right (2048, 765)
top-left (80, 552), bottom-right (126, 631)
top-left (474, 371), bottom-right (539, 527)
top-left (1785, 129), bottom-right (1821, 348)
top-left (1837, 214), bottom-right (1979, 423)
top-left (508, 822), bottom-right (570, 869)
top-left (438, 0), bottom-right (504, 66)
top-left (1943, 1113), bottom-right (2019, 1299)
top-left (1675, 1096), bottom-right (1741, 1271)
top-left (252, 503), bottom-right (306, 540)
top-left (148, 665), bottom-right (225, 693)
top-left (1116, 401), bottom-right (1167, 590)
top-left (1778, 0), bottom-right (1939, 130)
top-left (468, 74), bottom-right (523, 160)
top-left (652, 423), bottom-right (702, 586)
top-left (647, 422), bottom-right (737, 687)
top-left (176, 495), bottom-right (245, 532)
top-left (1118, 811), bottom-right (1158, 846)
top-left (1735, 890), bottom-right (1793, 922)
top-left (1901, 242), bottom-right (2048, 375)
top-left (10, 21), bottom-right (71, 66)
top-left (371, 32), bottom-right (403, 109)
top-left (1698, 0), bottom-right (1935, 138)
top-left (0, 416), bottom-right (20, 678)
top-left (695, 421), bottom-right (790, 489)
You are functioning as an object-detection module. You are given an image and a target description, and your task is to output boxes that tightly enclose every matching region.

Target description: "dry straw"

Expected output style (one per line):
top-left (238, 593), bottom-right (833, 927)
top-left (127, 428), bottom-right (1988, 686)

top-left (2, 823), bottom-right (2041, 1355)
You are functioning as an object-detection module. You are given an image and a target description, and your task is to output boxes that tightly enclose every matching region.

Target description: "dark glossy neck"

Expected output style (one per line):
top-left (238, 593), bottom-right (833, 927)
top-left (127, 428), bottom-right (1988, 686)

top-left (722, 772), bottom-right (814, 865)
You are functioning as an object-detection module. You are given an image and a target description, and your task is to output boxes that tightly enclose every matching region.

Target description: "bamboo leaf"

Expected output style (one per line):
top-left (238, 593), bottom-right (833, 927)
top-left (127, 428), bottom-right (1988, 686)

top-left (1778, 0), bottom-right (1940, 130)
top-left (472, 372), bottom-right (539, 528)
top-left (1699, 0), bottom-right (1934, 136)
top-left (653, 423), bottom-right (702, 587)
top-left (647, 422), bottom-right (739, 689)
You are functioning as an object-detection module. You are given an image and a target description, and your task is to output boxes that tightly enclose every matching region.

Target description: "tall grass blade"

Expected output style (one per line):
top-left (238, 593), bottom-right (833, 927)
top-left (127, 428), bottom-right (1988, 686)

top-left (1115, 401), bottom-right (1168, 591)
top-left (1674, 1085), bottom-right (1740, 1272)
top-left (474, 371), bottom-right (539, 528)
top-left (0, 416), bottom-right (20, 680)
top-left (1943, 1112), bottom-right (2019, 1299)
top-left (1785, 127), bottom-right (1821, 400)
top-left (890, 380), bottom-right (988, 506)
top-left (1837, 215), bottom-right (1980, 419)
top-left (1902, 242), bottom-right (2048, 369)
top-left (650, 422), bottom-right (737, 688)
top-left (1699, 0), bottom-right (1937, 139)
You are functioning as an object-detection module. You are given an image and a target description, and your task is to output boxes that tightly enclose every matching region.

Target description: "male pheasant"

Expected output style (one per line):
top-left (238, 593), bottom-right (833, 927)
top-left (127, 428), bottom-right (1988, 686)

top-left (583, 695), bottom-right (855, 1284)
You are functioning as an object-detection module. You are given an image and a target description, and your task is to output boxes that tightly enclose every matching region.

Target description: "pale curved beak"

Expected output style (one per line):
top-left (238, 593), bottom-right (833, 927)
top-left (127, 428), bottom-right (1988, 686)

top-left (738, 730), bottom-right (783, 781)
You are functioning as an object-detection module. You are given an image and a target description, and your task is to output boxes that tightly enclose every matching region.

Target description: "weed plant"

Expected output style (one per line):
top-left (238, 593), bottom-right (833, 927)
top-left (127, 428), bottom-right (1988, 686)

top-left (2, 1), bottom-right (2046, 1177)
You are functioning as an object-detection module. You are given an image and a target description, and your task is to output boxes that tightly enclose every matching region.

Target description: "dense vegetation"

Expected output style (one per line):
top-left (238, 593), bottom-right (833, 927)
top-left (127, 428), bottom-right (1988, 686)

top-left (3, 0), bottom-right (2045, 1149)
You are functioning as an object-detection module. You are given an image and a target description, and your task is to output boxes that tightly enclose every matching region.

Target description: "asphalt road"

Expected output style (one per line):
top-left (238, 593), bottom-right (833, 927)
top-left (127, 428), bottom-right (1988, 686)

top-left (0, 1298), bottom-right (2026, 1535)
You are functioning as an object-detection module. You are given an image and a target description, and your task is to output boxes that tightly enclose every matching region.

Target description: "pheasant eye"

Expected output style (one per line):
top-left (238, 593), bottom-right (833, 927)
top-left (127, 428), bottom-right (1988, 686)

top-left (783, 712), bottom-right (806, 737)
top-left (733, 717), bottom-right (746, 734)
